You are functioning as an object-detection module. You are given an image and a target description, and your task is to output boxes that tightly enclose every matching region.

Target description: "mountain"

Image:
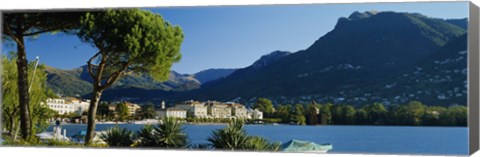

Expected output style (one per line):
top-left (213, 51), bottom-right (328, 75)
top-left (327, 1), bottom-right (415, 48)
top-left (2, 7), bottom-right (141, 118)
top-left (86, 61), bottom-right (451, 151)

top-left (45, 66), bottom-right (201, 97)
top-left (446, 18), bottom-right (468, 30)
top-left (193, 68), bottom-right (237, 84)
top-left (46, 66), bottom-right (92, 97)
top-left (183, 11), bottom-right (467, 106)
top-left (53, 11), bottom-right (467, 107)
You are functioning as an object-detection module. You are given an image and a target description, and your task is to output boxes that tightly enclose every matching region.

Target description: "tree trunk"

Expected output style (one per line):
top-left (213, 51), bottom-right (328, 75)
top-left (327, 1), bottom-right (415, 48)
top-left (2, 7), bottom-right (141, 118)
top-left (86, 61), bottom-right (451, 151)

top-left (84, 89), bottom-right (102, 145)
top-left (16, 32), bottom-right (32, 140)
top-left (8, 113), bottom-right (15, 137)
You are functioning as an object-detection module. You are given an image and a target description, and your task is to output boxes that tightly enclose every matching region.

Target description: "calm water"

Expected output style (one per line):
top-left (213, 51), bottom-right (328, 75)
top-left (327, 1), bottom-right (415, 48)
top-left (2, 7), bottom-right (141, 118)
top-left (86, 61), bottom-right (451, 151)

top-left (47, 124), bottom-right (468, 155)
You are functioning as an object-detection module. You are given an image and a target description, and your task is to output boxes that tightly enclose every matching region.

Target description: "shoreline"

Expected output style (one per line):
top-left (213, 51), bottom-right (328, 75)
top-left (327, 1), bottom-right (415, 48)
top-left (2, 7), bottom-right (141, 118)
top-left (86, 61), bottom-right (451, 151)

top-left (51, 122), bottom-right (467, 128)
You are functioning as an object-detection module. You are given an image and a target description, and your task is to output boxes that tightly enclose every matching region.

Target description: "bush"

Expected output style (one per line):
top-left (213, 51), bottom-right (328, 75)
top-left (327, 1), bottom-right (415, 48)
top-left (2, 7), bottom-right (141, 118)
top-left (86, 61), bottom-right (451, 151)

top-left (136, 118), bottom-right (187, 148)
top-left (207, 119), bottom-right (281, 151)
top-left (100, 126), bottom-right (134, 147)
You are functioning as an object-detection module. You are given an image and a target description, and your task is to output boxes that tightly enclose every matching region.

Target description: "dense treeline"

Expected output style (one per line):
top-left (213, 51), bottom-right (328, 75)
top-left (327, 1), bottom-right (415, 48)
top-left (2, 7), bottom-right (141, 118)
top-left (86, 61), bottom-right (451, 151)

top-left (255, 98), bottom-right (467, 126)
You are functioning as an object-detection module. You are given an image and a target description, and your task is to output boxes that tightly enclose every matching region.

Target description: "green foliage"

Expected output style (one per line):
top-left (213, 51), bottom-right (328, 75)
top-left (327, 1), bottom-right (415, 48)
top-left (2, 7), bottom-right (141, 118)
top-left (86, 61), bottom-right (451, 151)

top-left (268, 101), bottom-right (465, 126)
top-left (254, 98), bottom-right (274, 116)
top-left (208, 119), bottom-right (251, 150)
top-left (154, 118), bottom-right (187, 148)
top-left (78, 9), bottom-right (184, 82)
top-left (244, 136), bottom-right (281, 151)
top-left (394, 101), bottom-right (427, 126)
top-left (331, 105), bottom-right (356, 125)
top-left (100, 126), bottom-right (134, 147)
top-left (306, 103), bottom-right (319, 125)
top-left (136, 125), bottom-right (158, 147)
top-left (288, 104), bottom-right (306, 125)
top-left (136, 118), bottom-right (187, 148)
top-left (78, 9), bottom-right (184, 144)
top-left (115, 102), bottom-right (129, 121)
top-left (97, 102), bottom-right (112, 118)
top-left (363, 103), bottom-right (387, 125)
top-left (1, 55), bottom-right (55, 140)
top-left (140, 102), bottom-right (157, 119)
top-left (208, 119), bottom-right (280, 151)
top-left (274, 104), bottom-right (291, 123)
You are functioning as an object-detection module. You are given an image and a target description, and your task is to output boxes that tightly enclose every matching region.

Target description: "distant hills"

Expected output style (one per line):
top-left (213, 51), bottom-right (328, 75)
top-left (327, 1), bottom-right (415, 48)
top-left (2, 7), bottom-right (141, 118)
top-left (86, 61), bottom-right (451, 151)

top-left (193, 68), bottom-right (238, 84)
top-left (46, 11), bottom-right (468, 107)
top-left (46, 66), bottom-right (235, 97)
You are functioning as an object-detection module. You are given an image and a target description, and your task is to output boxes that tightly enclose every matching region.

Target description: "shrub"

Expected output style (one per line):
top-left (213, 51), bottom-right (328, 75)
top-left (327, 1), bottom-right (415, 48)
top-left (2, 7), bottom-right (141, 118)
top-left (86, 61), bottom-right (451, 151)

top-left (100, 126), bottom-right (134, 147)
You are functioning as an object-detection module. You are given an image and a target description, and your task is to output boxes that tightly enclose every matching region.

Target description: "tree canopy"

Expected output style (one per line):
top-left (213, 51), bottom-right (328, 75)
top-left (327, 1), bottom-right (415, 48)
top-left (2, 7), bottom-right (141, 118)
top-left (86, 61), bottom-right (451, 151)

top-left (77, 9), bottom-right (184, 144)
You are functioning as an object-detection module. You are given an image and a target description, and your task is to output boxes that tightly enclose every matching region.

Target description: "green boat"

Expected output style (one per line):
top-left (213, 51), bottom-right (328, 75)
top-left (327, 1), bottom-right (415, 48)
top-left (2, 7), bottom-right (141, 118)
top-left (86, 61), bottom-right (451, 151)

top-left (281, 139), bottom-right (333, 153)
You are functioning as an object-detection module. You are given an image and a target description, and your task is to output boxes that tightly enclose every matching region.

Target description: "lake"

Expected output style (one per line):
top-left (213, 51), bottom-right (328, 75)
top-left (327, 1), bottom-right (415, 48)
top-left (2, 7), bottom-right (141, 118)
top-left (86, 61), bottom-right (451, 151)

top-left (46, 124), bottom-right (468, 155)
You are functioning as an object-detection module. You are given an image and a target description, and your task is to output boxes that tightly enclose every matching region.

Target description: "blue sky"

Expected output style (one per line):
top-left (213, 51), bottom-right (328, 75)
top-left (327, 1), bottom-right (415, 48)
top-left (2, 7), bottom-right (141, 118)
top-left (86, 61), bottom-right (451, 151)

top-left (2, 2), bottom-right (468, 74)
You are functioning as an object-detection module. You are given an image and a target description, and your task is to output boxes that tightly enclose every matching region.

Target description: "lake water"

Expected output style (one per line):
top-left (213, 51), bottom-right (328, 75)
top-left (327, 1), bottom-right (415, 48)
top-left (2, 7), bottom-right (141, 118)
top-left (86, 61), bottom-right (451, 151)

top-left (47, 124), bottom-right (468, 155)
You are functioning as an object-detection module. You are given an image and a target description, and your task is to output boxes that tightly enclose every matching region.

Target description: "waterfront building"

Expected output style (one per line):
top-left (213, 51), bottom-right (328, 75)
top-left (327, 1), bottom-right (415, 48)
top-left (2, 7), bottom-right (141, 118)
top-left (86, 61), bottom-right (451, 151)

top-left (157, 108), bottom-right (187, 119)
top-left (176, 100), bottom-right (208, 118)
top-left (65, 97), bottom-right (90, 114)
top-left (246, 108), bottom-right (263, 120)
top-left (206, 101), bottom-right (232, 118)
top-left (45, 98), bottom-right (91, 115)
top-left (46, 98), bottom-right (75, 115)
top-left (228, 102), bottom-right (248, 119)
top-left (125, 101), bottom-right (141, 116)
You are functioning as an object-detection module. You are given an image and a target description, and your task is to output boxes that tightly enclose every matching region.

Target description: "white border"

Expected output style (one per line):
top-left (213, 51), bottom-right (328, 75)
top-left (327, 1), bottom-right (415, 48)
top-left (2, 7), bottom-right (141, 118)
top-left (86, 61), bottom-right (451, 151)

top-left (1, 0), bottom-right (478, 157)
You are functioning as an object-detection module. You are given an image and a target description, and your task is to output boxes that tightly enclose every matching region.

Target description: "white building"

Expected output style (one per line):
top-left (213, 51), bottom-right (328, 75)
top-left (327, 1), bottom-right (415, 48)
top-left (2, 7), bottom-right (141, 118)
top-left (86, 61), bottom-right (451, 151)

top-left (176, 100), bottom-right (208, 118)
top-left (46, 98), bottom-right (75, 115)
top-left (206, 101), bottom-right (232, 118)
top-left (228, 103), bottom-right (248, 119)
top-left (157, 108), bottom-right (187, 119)
top-left (45, 98), bottom-right (90, 115)
top-left (65, 97), bottom-right (90, 114)
top-left (246, 108), bottom-right (263, 120)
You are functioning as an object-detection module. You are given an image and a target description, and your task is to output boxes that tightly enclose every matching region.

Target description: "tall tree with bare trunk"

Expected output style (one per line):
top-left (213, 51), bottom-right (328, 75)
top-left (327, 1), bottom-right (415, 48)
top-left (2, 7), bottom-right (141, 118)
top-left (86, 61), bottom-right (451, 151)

top-left (2, 12), bottom-right (83, 140)
top-left (77, 9), bottom-right (183, 145)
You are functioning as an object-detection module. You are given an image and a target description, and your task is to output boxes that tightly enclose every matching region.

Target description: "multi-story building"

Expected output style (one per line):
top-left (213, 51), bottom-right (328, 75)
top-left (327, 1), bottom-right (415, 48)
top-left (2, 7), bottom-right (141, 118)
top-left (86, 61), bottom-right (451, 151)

top-left (170, 100), bottom-right (257, 119)
top-left (228, 103), bottom-right (248, 119)
top-left (65, 97), bottom-right (90, 114)
top-left (125, 101), bottom-right (141, 116)
top-left (206, 101), bottom-right (232, 118)
top-left (176, 100), bottom-right (208, 118)
top-left (46, 98), bottom-right (76, 115)
top-left (157, 108), bottom-right (187, 119)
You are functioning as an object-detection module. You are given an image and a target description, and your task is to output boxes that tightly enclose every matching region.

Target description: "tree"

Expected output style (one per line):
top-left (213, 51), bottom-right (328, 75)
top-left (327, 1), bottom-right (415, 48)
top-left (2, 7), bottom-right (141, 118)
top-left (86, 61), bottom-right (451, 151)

top-left (115, 102), bottom-right (129, 122)
top-left (319, 103), bottom-right (333, 125)
top-left (1, 54), bottom-right (55, 141)
top-left (254, 98), bottom-right (274, 117)
top-left (332, 105), bottom-right (356, 125)
top-left (140, 102), bottom-right (157, 119)
top-left (306, 103), bottom-right (318, 125)
top-left (422, 106), bottom-right (446, 126)
top-left (439, 105), bottom-right (467, 126)
top-left (363, 103), bottom-right (387, 125)
top-left (3, 12), bottom-right (84, 140)
top-left (77, 9), bottom-right (184, 144)
top-left (355, 108), bottom-right (368, 125)
top-left (274, 104), bottom-right (291, 123)
top-left (97, 102), bottom-right (111, 118)
top-left (288, 104), bottom-right (306, 125)
top-left (395, 101), bottom-right (426, 126)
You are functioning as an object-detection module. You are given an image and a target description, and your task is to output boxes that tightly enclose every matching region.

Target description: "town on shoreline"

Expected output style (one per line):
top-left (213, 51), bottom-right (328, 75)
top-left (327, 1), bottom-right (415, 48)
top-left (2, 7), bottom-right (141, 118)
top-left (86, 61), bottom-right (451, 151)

top-left (45, 97), bottom-right (265, 125)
